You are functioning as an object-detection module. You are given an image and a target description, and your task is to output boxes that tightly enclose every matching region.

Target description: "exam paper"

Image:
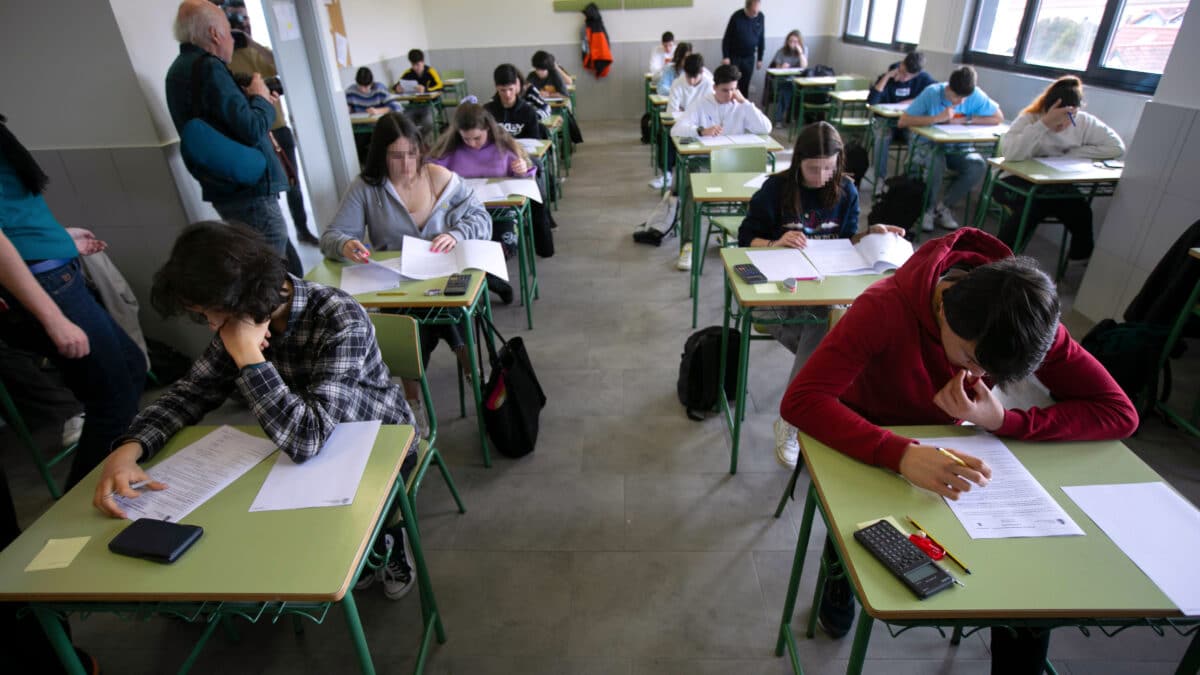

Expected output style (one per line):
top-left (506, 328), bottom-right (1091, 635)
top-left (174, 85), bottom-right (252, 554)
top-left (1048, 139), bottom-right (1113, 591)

top-left (870, 102), bottom-right (910, 113)
top-left (1033, 156), bottom-right (1098, 173)
top-left (803, 239), bottom-right (874, 276)
top-left (517, 138), bottom-right (543, 152)
top-left (25, 537), bottom-right (90, 571)
top-left (725, 134), bottom-right (769, 146)
top-left (697, 136), bottom-right (734, 147)
top-left (745, 248), bottom-right (821, 282)
top-left (115, 426), bottom-right (277, 522)
top-left (340, 258), bottom-right (404, 295)
top-left (932, 123), bottom-right (1004, 135)
top-left (922, 434), bottom-right (1084, 539)
top-left (1063, 482), bottom-right (1200, 616)
top-left (743, 173), bottom-right (768, 189)
top-left (464, 178), bottom-right (542, 204)
top-left (399, 235), bottom-right (509, 282)
top-left (249, 421), bottom-right (380, 512)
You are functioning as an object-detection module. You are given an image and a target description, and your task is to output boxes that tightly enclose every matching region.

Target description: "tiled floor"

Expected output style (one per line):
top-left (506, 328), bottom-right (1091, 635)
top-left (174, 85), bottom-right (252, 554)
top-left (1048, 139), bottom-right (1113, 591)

top-left (6, 121), bottom-right (1200, 674)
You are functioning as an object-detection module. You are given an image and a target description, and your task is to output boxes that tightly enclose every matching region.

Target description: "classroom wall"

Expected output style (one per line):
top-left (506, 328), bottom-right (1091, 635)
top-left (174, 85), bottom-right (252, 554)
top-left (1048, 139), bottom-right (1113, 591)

top-left (336, 0), bottom-right (429, 87)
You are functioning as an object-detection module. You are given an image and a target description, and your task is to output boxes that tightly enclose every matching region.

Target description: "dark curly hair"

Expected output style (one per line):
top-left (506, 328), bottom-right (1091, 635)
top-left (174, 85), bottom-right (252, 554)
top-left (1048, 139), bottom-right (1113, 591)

top-left (151, 221), bottom-right (289, 323)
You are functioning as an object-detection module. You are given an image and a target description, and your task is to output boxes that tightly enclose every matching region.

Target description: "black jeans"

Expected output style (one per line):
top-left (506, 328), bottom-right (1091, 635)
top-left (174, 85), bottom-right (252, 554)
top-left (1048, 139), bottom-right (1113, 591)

top-left (731, 55), bottom-right (757, 97)
top-left (271, 126), bottom-right (310, 236)
top-left (995, 175), bottom-right (1095, 260)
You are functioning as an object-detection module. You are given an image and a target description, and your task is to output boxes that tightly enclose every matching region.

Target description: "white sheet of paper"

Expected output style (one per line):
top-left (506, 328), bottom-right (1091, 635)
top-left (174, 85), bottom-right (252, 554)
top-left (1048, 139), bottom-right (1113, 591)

top-left (517, 138), bottom-right (543, 152)
top-left (767, 68), bottom-right (805, 76)
top-left (851, 232), bottom-right (913, 273)
top-left (871, 102), bottom-right (910, 113)
top-left (399, 235), bottom-right (509, 282)
top-left (1063, 482), bottom-right (1200, 616)
top-left (115, 426), bottom-right (277, 522)
top-left (339, 258), bottom-right (404, 295)
top-left (273, 2), bottom-right (301, 41)
top-left (726, 134), bottom-right (769, 146)
top-left (746, 248), bottom-right (822, 282)
top-left (465, 178), bottom-right (542, 204)
top-left (932, 123), bottom-right (1004, 135)
top-left (802, 239), bottom-right (872, 276)
top-left (25, 537), bottom-right (90, 571)
top-left (743, 173), bottom-right (768, 189)
top-left (698, 136), bottom-right (734, 147)
top-left (334, 33), bottom-right (349, 68)
top-left (249, 421), bottom-right (381, 512)
top-left (1033, 156), bottom-right (1097, 173)
top-left (921, 434), bottom-right (1084, 539)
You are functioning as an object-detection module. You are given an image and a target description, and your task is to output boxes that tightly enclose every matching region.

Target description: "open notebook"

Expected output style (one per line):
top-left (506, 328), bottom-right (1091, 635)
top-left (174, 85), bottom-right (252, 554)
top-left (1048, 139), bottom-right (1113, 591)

top-left (399, 235), bottom-right (509, 281)
top-left (803, 233), bottom-right (913, 276)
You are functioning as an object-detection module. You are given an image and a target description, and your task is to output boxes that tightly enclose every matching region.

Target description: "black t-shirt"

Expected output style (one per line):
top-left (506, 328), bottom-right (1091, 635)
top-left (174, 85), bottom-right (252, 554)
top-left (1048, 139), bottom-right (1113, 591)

top-left (484, 96), bottom-right (545, 140)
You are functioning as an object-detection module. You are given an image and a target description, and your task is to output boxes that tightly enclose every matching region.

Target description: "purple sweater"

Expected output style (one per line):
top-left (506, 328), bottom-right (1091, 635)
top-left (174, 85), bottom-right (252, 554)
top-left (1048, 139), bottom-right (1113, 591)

top-left (428, 142), bottom-right (536, 178)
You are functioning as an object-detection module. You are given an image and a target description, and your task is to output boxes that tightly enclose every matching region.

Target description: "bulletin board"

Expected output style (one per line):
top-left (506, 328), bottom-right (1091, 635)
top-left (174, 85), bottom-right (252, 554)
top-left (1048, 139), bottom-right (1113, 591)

top-left (325, 0), bottom-right (351, 67)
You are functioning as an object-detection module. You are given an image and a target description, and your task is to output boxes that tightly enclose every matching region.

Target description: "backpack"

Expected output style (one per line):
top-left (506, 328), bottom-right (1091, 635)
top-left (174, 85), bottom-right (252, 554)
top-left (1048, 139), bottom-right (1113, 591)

top-left (1080, 319), bottom-right (1176, 416)
top-left (677, 326), bottom-right (740, 421)
top-left (640, 113), bottom-right (652, 144)
top-left (868, 175), bottom-right (926, 234)
top-left (843, 142), bottom-right (869, 190)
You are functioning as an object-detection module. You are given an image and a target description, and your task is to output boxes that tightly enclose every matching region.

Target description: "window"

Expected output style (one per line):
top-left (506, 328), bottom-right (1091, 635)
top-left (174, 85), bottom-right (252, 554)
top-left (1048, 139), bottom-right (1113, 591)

top-left (965, 0), bottom-right (1190, 93)
top-left (843, 0), bottom-right (926, 49)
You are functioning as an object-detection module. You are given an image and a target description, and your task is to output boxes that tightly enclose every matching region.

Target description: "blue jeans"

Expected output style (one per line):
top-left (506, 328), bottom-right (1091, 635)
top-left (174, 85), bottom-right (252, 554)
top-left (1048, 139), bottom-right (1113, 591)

top-left (925, 149), bottom-right (986, 209)
top-left (0, 259), bottom-right (145, 489)
top-left (873, 128), bottom-right (909, 182)
top-left (212, 195), bottom-right (302, 275)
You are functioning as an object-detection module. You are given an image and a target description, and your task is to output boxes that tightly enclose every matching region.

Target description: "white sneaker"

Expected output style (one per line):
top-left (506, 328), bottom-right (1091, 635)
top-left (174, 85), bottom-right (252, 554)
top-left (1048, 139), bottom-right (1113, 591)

top-left (380, 532), bottom-right (416, 600)
top-left (774, 417), bottom-right (800, 468)
top-left (920, 211), bottom-right (935, 232)
top-left (935, 205), bottom-right (960, 230)
top-left (676, 243), bottom-right (693, 271)
top-left (408, 398), bottom-right (430, 439)
top-left (62, 413), bottom-right (84, 447)
top-left (649, 173), bottom-right (673, 189)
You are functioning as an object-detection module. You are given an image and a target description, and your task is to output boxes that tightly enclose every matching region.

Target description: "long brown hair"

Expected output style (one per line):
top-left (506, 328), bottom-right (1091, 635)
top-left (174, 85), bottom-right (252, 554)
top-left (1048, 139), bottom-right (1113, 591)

top-left (782, 121), bottom-right (844, 212)
top-left (782, 30), bottom-right (805, 58)
top-left (1023, 75), bottom-right (1083, 116)
top-left (362, 112), bottom-right (427, 187)
top-left (428, 103), bottom-right (529, 165)
top-left (671, 41), bottom-right (692, 77)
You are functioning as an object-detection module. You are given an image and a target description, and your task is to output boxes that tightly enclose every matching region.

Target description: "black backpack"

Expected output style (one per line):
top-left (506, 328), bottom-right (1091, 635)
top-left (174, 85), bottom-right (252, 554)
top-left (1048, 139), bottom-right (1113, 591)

top-left (677, 326), bottom-right (740, 421)
top-left (640, 113), bottom-right (652, 144)
top-left (844, 142), bottom-right (869, 190)
top-left (868, 175), bottom-right (927, 234)
top-left (1080, 319), bottom-right (1176, 416)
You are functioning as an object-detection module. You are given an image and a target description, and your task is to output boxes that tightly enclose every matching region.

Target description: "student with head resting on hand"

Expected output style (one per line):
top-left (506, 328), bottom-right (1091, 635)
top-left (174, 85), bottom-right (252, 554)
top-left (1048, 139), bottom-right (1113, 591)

top-left (320, 112), bottom-right (491, 403)
top-left (528, 50), bottom-right (572, 96)
top-left (738, 121), bottom-right (904, 467)
top-left (647, 53), bottom-right (717, 193)
top-left (781, 227), bottom-right (1137, 671)
top-left (656, 41), bottom-right (692, 97)
top-left (767, 29), bottom-right (808, 122)
top-left (996, 75), bottom-right (1124, 262)
top-left (866, 50), bottom-right (935, 180)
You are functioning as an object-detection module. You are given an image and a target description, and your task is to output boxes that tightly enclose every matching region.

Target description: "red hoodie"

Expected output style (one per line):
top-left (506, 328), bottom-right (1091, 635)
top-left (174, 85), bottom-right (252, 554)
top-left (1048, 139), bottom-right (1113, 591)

top-left (780, 229), bottom-right (1138, 472)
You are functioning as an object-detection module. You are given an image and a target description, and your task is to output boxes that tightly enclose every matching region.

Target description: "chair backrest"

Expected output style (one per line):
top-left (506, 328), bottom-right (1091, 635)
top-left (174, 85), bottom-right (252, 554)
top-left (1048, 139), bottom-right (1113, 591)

top-left (710, 146), bottom-right (769, 173)
top-left (443, 69), bottom-right (465, 79)
top-left (838, 77), bottom-right (871, 91)
top-left (369, 313), bottom-right (423, 381)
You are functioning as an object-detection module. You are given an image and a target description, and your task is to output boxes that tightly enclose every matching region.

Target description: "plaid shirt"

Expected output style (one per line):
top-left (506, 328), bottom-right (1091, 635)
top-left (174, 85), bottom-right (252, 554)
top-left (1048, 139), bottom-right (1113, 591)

top-left (121, 277), bottom-right (414, 462)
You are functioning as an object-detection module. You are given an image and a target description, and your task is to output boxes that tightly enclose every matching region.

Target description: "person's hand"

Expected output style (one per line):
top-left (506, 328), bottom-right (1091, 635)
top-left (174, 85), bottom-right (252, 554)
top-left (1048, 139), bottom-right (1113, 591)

top-left (1041, 99), bottom-right (1076, 132)
top-left (731, 89), bottom-right (748, 104)
top-left (511, 156), bottom-right (529, 175)
top-left (934, 370), bottom-right (1006, 431)
top-left (66, 227), bottom-right (107, 256)
top-left (268, 91), bottom-right (281, 106)
top-left (775, 230), bottom-right (808, 249)
top-left (218, 316), bottom-right (271, 368)
top-left (244, 72), bottom-right (270, 100)
top-left (756, 60), bottom-right (763, 71)
top-left (342, 239), bottom-right (370, 263)
top-left (416, 84), bottom-right (426, 93)
top-left (93, 442), bottom-right (166, 518)
top-left (868, 224), bottom-right (906, 237)
top-left (721, 58), bottom-right (731, 65)
top-left (46, 315), bottom-right (90, 359)
top-left (701, 124), bottom-right (723, 137)
top-left (935, 107), bottom-right (956, 124)
top-left (884, 68), bottom-right (899, 81)
top-left (366, 106), bottom-right (386, 115)
top-left (430, 233), bottom-right (457, 253)
top-left (898, 443), bottom-right (991, 500)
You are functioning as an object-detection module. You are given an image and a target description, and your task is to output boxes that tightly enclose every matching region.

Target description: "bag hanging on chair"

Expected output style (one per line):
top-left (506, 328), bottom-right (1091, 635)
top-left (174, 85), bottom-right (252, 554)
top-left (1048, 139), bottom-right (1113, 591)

top-left (476, 313), bottom-right (547, 458)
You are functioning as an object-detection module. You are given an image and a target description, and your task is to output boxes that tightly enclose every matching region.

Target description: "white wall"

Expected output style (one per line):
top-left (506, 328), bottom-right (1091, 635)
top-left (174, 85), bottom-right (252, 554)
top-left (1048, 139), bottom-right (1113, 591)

top-left (340, 0), bottom-right (428, 81)
top-left (109, 0), bottom-right (183, 144)
top-left (1152, 0), bottom-right (1200, 110)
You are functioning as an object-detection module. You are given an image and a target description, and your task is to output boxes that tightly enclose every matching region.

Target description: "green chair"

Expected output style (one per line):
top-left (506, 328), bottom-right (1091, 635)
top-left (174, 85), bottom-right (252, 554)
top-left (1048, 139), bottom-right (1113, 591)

top-left (697, 147), bottom-right (769, 273)
top-left (368, 314), bottom-right (466, 518)
top-left (441, 69), bottom-right (467, 106)
top-left (710, 146), bottom-right (769, 174)
top-left (0, 379), bottom-right (76, 499)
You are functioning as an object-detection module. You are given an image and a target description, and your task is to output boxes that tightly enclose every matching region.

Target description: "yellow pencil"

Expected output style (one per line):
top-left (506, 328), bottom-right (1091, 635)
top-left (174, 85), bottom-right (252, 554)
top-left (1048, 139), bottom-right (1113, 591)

top-left (937, 446), bottom-right (969, 468)
top-left (907, 515), bottom-right (972, 575)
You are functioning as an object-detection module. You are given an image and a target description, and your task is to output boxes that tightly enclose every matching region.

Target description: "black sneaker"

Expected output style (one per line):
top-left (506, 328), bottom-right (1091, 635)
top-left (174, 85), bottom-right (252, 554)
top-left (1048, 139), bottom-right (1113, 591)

top-left (816, 539), bottom-right (856, 639)
top-left (381, 529), bottom-right (415, 600)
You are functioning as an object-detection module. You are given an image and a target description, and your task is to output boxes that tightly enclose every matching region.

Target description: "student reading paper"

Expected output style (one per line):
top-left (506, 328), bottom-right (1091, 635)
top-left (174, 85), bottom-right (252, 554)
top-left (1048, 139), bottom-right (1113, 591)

top-left (781, 228), bottom-right (1137, 672)
top-left (737, 122), bottom-right (903, 467)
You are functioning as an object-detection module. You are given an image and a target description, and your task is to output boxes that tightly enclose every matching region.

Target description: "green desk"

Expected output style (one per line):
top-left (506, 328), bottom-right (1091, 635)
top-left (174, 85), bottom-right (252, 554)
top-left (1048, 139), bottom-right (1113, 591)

top-left (480, 184), bottom-right (539, 330)
top-left (523, 138), bottom-right (559, 213)
top-left (790, 75), bottom-right (863, 141)
top-left (765, 67), bottom-right (805, 121)
top-left (865, 102), bottom-right (909, 188)
top-left (906, 123), bottom-right (1009, 240)
top-left (393, 91), bottom-right (446, 130)
top-left (542, 114), bottom-right (569, 178)
top-left (829, 90), bottom-right (871, 143)
top-left (973, 156), bottom-right (1120, 280)
top-left (644, 72), bottom-right (654, 114)
top-left (442, 77), bottom-right (467, 105)
top-left (305, 256), bottom-right (498, 467)
top-left (686, 174), bottom-right (765, 328)
top-left (648, 94), bottom-right (668, 172)
top-left (656, 110), bottom-right (676, 195)
top-left (774, 425), bottom-right (1200, 675)
top-left (718, 248), bottom-right (883, 473)
top-left (0, 425), bottom-right (441, 675)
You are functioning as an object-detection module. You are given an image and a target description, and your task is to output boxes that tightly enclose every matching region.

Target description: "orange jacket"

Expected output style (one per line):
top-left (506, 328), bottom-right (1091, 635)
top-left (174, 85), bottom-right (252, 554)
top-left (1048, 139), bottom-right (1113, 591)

top-left (583, 27), bottom-right (612, 78)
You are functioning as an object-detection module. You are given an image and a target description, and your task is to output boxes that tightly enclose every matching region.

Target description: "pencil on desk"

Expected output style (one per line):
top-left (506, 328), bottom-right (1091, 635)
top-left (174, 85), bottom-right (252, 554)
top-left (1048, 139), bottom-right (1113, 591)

top-left (937, 446), bottom-right (969, 468)
top-left (908, 515), bottom-right (972, 575)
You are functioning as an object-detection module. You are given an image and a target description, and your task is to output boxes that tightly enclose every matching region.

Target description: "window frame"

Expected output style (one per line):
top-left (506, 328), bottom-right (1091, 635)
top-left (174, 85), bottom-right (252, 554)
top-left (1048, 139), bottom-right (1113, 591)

top-left (842, 0), bottom-right (923, 51)
top-left (962, 0), bottom-right (1174, 94)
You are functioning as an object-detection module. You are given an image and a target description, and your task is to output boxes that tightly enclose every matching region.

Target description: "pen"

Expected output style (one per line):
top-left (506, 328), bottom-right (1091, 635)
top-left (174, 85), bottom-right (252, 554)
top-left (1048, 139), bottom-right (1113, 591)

top-left (936, 446), bottom-right (969, 468)
top-left (1067, 111), bottom-right (1076, 127)
top-left (105, 479), bottom-right (149, 501)
top-left (908, 515), bottom-right (971, 575)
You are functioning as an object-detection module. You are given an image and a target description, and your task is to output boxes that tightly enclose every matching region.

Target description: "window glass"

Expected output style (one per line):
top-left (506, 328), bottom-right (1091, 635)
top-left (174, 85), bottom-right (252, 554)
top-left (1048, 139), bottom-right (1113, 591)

top-left (1101, 0), bottom-right (1188, 73)
top-left (1025, 0), bottom-right (1106, 70)
top-left (847, 0), bottom-right (869, 37)
top-left (896, 0), bottom-right (928, 43)
top-left (970, 0), bottom-right (1031, 55)
top-left (868, 0), bottom-right (901, 43)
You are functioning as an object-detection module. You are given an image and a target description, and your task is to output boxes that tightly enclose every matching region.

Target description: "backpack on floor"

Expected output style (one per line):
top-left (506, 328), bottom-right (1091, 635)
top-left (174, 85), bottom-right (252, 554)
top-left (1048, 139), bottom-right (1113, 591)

top-left (844, 142), bottom-right (869, 190)
top-left (867, 175), bottom-right (926, 234)
top-left (677, 326), bottom-right (740, 421)
top-left (640, 113), bottom-right (652, 144)
top-left (1080, 319), bottom-right (1177, 416)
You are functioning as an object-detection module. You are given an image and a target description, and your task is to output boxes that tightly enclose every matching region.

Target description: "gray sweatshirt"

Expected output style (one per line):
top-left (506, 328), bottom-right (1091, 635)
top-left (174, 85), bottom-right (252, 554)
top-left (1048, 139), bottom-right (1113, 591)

top-left (320, 170), bottom-right (492, 260)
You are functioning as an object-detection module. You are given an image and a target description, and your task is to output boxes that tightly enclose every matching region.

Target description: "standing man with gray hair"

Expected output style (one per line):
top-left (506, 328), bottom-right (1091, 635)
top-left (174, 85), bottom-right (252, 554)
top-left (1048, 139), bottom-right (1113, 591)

top-left (165, 0), bottom-right (301, 274)
top-left (722, 0), bottom-right (765, 98)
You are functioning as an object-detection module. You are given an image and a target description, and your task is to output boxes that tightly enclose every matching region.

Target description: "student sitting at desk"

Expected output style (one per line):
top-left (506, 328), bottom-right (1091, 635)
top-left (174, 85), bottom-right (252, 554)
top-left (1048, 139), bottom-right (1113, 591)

top-left (899, 66), bottom-right (1004, 232)
top-left (395, 49), bottom-right (444, 93)
top-left (646, 54), bottom-right (713, 191)
top-left (320, 113), bottom-right (491, 395)
top-left (782, 228), bottom-right (1137, 672)
top-left (739, 122), bottom-right (903, 466)
top-left (766, 29), bottom-right (808, 122)
top-left (528, 50), bottom-right (573, 97)
top-left (656, 42), bottom-right (692, 97)
top-left (485, 64), bottom-right (549, 139)
top-left (996, 76), bottom-right (1124, 262)
top-left (649, 30), bottom-right (675, 77)
top-left (428, 102), bottom-right (540, 300)
top-left (346, 66), bottom-right (402, 115)
top-left (866, 50), bottom-right (934, 180)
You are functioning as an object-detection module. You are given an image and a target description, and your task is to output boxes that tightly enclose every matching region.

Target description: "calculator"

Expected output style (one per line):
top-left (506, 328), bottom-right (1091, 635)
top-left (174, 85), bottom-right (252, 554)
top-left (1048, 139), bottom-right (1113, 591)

top-left (443, 273), bottom-right (471, 296)
top-left (853, 520), bottom-right (955, 599)
top-left (733, 263), bottom-right (767, 284)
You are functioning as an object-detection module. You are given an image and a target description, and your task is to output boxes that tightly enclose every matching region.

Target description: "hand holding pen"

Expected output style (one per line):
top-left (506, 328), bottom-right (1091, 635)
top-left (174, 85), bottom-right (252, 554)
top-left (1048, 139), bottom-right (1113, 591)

top-left (342, 239), bottom-right (371, 264)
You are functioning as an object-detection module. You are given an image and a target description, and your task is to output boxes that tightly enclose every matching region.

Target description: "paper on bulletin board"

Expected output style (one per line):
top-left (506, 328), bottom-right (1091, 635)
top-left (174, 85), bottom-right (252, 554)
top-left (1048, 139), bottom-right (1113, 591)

top-left (273, 1), bottom-right (301, 42)
top-left (326, 0), bottom-right (351, 67)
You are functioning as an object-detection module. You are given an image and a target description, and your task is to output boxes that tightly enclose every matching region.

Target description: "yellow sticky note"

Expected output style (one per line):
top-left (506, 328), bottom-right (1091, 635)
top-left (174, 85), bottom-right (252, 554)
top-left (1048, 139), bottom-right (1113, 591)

top-left (25, 537), bottom-right (90, 571)
top-left (705, 187), bottom-right (723, 193)
top-left (752, 283), bottom-right (777, 293)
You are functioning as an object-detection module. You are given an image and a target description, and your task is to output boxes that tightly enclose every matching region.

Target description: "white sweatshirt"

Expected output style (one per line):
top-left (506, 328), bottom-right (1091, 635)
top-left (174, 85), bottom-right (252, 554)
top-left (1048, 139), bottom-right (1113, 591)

top-left (671, 92), bottom-right (773, 138)
top-left (667, 69), bottom-right (714, 114)
top-left (1000, 110), bottom-right (1125, 162)
top-left (648, 47), bottom-right (671, 76)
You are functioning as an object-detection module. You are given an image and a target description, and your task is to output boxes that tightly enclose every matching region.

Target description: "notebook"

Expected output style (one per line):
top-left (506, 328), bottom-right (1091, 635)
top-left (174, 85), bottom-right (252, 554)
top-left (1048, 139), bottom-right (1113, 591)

top-left (802, 233), bottom-right (913, 276)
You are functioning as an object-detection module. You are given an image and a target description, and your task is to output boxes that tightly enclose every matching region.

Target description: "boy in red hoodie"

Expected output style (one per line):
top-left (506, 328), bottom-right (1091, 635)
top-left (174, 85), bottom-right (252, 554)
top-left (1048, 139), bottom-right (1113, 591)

top-left (781, 228), bottom-right (1137, 672)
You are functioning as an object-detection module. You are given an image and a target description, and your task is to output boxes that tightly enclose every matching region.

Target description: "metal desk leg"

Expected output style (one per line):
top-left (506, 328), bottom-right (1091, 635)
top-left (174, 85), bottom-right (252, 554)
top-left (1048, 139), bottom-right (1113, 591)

top-left (730, 309), bottom-right (752, 472)
top-left (340, 590), bottom-right (378, 675)
top-left (846, 606), bottom-right (876, 675)
top-left (33, 607), bottom-right (87, 675)
top-left (691, 197), bottom-right (703, 327)
top-left (717, 275), bottom-right (736, 472)
top-left (463, 305), bottom-right (492, 468)
top-left (179, 615), bottom-right (224, 674)
top-left (395, 480), bottom-right (447, 672)
top-left (775, 483), bottom-right (818, 668)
